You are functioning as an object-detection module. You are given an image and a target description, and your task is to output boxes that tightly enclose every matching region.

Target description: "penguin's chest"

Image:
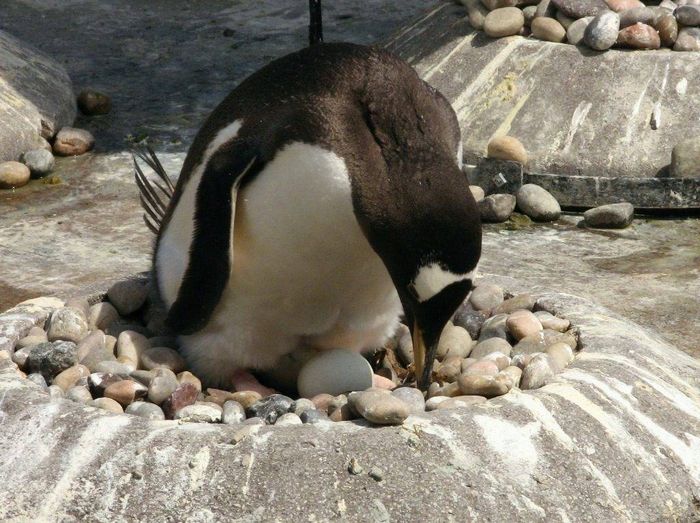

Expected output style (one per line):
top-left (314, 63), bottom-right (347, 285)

top-left (210, 142), bottom-right (401, 363)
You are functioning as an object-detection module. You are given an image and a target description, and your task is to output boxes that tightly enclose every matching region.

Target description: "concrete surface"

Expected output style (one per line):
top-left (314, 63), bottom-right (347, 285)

top-left (1, 282), bottom-right (699, 521)
top-left (0, 29), bottom-right (75, 161)
top-left (385, 2), bottom-right (700, 209)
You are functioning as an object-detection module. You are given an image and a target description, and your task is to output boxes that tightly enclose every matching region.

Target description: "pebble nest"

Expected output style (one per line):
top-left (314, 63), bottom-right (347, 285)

top-left (6, 277), bottom-right (578, 427)
top-left (461, 0), bottom-right (698, 52)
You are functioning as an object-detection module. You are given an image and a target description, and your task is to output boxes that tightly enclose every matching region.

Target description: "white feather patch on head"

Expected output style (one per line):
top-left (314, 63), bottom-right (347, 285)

top-left (156, 119), bottom-right (244, 307)
top-left (411, 262), bottom-right (476, 303)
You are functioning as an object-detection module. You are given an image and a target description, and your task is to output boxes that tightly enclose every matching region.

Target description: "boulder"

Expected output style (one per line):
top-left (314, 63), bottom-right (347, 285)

top-left (0, 30), bottom-right (75, 162)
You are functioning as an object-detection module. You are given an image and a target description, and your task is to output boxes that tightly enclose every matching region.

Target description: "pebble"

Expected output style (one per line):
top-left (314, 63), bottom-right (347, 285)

top-left (77, 331), bottom-right (113, 368)
top-left (275, 412), bottom-right (303, 426)
top-left (425, 396), bottom-right (450, 411)
top-left (583, 202), bottom-right (634, 228)
top-left (520, 353), bottom-right (555, 389)
top-left (435, 395), bottom-right (487, 410)
top-left (483, 7), bottom-right (525, 37)
top-left (469, 283), bottom-right (504, 311)
top-left (555, 11), bottom-right (575, 29)
top-left (458, 374), bottom-right (513, 397)
top-left (429, 381), bottom-right (461, 398)
top-left (567, 16), bottom-right (594, 44)
top-left (494, 293), bottom-right (536, 314)
top-left (16, 330), bottom-right (47, 349)
top-left (464, 359), bottom-right (500, 376)
top-left (66, 385), bottom-right (93, 404)
top-left (470, 337), bottom-right (513, 359)
top-left (300, 409), bottom-right (331, 424)
top-left (670, 138), bottom-right (700, 177)
top-left (506, 310), bottom-right (543, 340)
top-left (513, 331), bottom-right (548, 356)
top-left (534, 311), bottom-right (570, 332)
top-left (162, 383), bottom-right (199, 419)
top-left (104, 380), bottom-right (148, 406)
top-left (391, 387), bottom-right (426, 414)
top-left (675, 4), bottom-right (700, 25)
top-left (435, 356), bottom-right (463, 382)
top-left (616, 23), bottom-right (660, 49)
top-left (297, 348), bottom-right (373, 398)
top-left (129, 369), bottom-right (155, 387)
top-left (348, 457), bottom-right (364, 475)
top-left (465, 0), bottom-right (489, 29)
top-left (246, 394), bottom-right (294, 424)
top-left (543, 329), bottom-right (577, 350)
top-left (53, 364), bottom-right (91, 391)
top-left (20, 149), bottom-right (55, 178)
top-left (535, 0), bottom-right (556, 18)
top-left (469, 185), bottom-right (485, 202)
top-left (11, 347), bottom-right (31, 370)
top-left (478, 313), bottom-right (509, 341)
top-left (619, 6), bottom-right (655, 28)
top-left (231, 391), bottom-right (262, 409)
top-left (125, 401), bottom-right (165, 420)
top-left (177, 371), bottom-right (202, 392)
top-left (502, 366), bottom-right (523, 387)
top-left (88, 302), bottom-right (120, 331)
top-left (26, 373), bottom-right (48, 389)
top-left (244, 417), bottom-right (265, 426)
top-left (655, 13), bottom-right (678, 47)
top-left (515, 184), bottom-right (560, 222)
top-left (478, 194), bottom-right (516, 223)
top-left (116, 330), bottom-right (150, 368)
top-left (487, 135), bottom-right (527, 164)
top-left (552, 0), bottom-right (608, 18)
top-left (91, 397), bottom-right (124, 414)
top-left (175, 402), bottom-right (223, 423)
top-left (674, 27), bottom-right (700, 50)
top-left (77, 89), bottom-right (112, 115)
top-left (198, 388), bottom-right (232, 406)
top-left (0, 161), bottom-right (31, 189)
top-left (107, 279), bottom-right (149, 316)
top-left (452, 306), bottom-right (489, 339)
top-left (53, 127), bottom-right (95, 156)
top-left (47, 385), bottom-right (65, 400)
top-left (605, 0), bottom-right (643, 10)
top-left (47, 307), bottom-right (88, 344)
top-left (27, 341), bottom-right (78, 380)
top-left (141, 347), bottom-right (186, 373)
top-left (291, 398), bottom-right (316, 416)
top-left (147, 368), bottom-right (179, 404)
top-left (394, 324), bottom-right (414, 366)
top-left (437, 323), bottom-right (473, 359)
top-left (546, 342), bottom-right (575, 371)
top-left (94, 360), bottom-right (133, 375)
top-left (660, 0), bottom-right (677, 9)
top-left (88, 372), bottom-right (123, 396)
top-left (522, 5), bottom-right (538, 25)
top-left (584, 11), bottom-right (621, 50)
top-left (222, 400), bottom-right (246, 424)
top-left (531, 17), bottom-right (566, 41)
top-left (480, 351), bottom-right (511, 371)
top-left (348, 390), bottom-right (409, 425)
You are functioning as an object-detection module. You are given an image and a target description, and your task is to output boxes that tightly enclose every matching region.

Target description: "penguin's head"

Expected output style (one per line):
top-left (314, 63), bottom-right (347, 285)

top-left (353, 151), bottom-right (482, 390)
top-left (347, 53), bottom-right (482, 389)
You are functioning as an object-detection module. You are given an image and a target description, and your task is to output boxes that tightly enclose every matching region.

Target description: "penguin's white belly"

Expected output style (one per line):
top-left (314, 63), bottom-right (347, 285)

top-left (179, 142), bottom-right (402, 384)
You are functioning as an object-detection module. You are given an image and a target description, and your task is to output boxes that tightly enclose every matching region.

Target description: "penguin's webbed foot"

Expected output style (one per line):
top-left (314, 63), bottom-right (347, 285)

top-left (231, 368), bottom-right (276, 397)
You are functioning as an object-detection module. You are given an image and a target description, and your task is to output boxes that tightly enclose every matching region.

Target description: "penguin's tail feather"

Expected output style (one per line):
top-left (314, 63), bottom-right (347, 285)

top-left (133, 146), bottom-right (175, 235)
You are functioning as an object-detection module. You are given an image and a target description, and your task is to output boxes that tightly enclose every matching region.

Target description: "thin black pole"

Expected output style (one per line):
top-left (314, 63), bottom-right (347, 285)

top-left (309, 0), bottom-right (323, 46)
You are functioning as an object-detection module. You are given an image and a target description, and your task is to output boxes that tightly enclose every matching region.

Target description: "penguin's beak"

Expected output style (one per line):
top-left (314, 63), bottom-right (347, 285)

top-left (412, 319), bottom-right (439, 390)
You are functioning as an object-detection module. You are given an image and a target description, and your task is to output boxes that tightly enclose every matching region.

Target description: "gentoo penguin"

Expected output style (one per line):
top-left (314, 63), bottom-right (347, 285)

top-left (135, 43), bottom-right (481, 391)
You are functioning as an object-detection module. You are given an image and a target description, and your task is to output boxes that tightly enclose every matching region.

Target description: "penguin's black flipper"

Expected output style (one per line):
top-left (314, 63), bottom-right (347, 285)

top-left (165, 150), bottom-right (260, 335)
top-left (133, 146), bottom-right (175, 234)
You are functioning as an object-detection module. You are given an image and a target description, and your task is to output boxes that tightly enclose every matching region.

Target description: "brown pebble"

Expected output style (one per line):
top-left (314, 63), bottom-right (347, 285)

top-left (204, 388), bottom-right (238, 406)
top-left (310, 393), bottom-right (335, 412)
top-left (104, 380), bottom-right (147, 406)
top-left (230, 390), bottom-right (263, 409)
top-left (53, 127), bottom-right (95, 156)
top-left (53, 364), bottom-right (91, 391)
top-left (487, 136), bottom-right (527, 165)
top-left (0, 161), bottom-right (31, 189)
top-left (77, 89), bottom-right (112, 115)
top-left (162, 383), bottom-right (199, 419)
top-left (91, 397), bottom-right (124, 414)
top-left (178, 371), bottom-right (202, 392)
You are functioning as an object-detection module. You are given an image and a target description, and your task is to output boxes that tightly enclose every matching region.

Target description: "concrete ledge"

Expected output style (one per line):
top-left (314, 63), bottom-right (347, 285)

top-left (385, 2), bottom-right (700, 209)
top-left (1, 278), bottom-right (699, 521)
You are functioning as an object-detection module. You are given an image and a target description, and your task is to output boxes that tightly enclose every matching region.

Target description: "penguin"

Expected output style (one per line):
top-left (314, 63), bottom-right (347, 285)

top-left (135, 42), bottom-right (481, 392)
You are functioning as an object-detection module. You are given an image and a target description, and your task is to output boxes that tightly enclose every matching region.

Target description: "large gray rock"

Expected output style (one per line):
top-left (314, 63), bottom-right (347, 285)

top-left (0, 30), bottom-right (75, 161)
top-left (386, 2), bottom-right (700, 209)
top-left (0, 284), bottom-right (699, 521)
